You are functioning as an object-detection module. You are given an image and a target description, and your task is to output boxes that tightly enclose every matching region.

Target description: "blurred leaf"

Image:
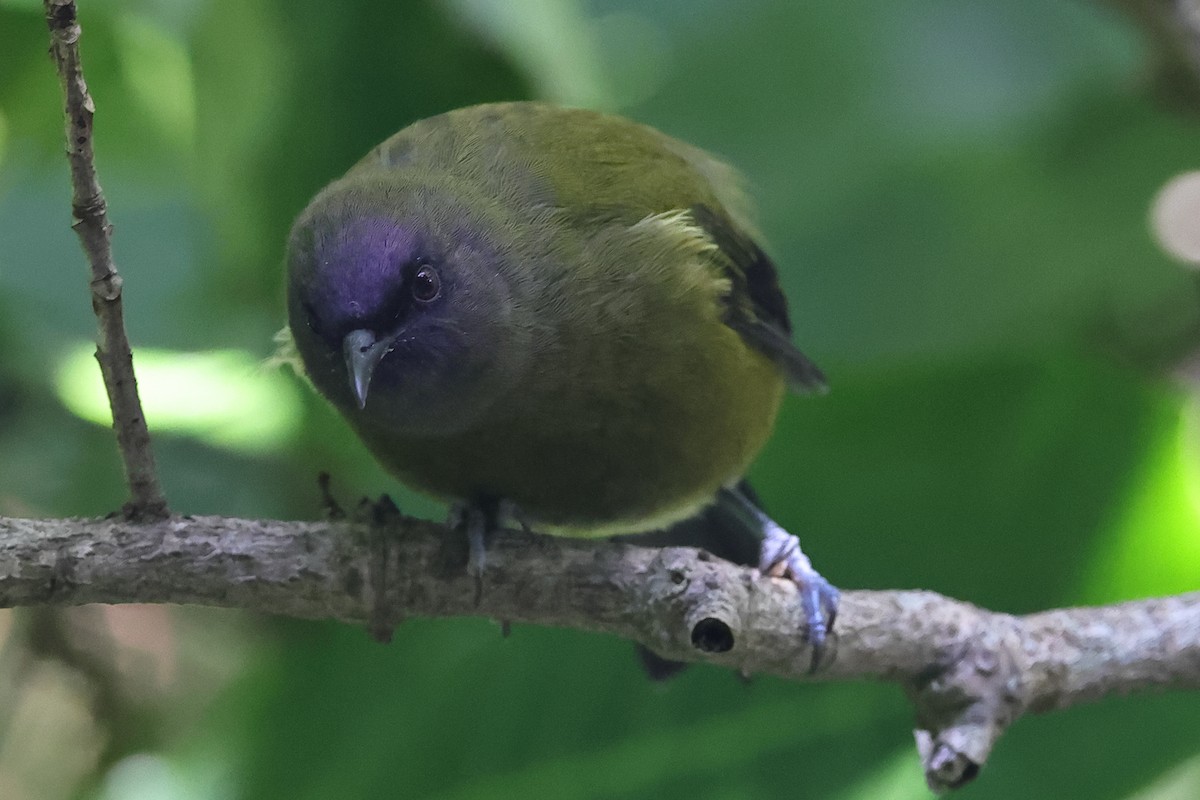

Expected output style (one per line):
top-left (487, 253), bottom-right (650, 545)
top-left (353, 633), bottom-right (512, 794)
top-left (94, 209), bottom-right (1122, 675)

top-left (964, 692), bottom-right (1200, 799)
top-left (0, 108), bottom-right (8, 169)
top-left (112, 12), bottom-right (197, 153)
top-left (190, 0), bottom-right (532, 309)
top-left (55, 345), bottom-right (303, 455)
top-left (629, 1), bottom-right (1200, 366)
top-left (829, 749), bottom-right (927, 800)
top-left (218, 618), bottom-right (907, 800)
top-left (1081, 394), bottom-right (1200, 601)
top-left (444, 0), bottom-right (613, 108)
top-left (1122, 752), bottom-right (1200, 800)
top-left (754, 353), bottom-right (1177, 611)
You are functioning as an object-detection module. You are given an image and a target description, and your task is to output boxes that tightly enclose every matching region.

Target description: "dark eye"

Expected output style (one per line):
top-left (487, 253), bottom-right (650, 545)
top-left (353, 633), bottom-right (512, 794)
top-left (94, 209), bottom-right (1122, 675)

top-left (411, 265), bottom-right (441, 303)
top-left (301, 300), bottom-right (324, 336)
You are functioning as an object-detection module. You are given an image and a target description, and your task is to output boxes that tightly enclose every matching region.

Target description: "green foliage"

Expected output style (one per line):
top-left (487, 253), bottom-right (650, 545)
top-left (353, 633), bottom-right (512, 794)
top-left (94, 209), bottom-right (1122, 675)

top-left (1, 0), bottom-right (1198, 797)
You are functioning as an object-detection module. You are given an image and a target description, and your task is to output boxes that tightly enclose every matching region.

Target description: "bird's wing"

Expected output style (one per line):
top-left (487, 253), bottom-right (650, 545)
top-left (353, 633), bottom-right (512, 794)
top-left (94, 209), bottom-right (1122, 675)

top-left (689, 205), bottom-right (827, 394)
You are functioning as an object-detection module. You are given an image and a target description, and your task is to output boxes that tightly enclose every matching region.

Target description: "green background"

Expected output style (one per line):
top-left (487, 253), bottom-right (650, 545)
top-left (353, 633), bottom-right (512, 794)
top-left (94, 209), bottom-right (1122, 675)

top-left (1, 1), bottom-right (1199, 798)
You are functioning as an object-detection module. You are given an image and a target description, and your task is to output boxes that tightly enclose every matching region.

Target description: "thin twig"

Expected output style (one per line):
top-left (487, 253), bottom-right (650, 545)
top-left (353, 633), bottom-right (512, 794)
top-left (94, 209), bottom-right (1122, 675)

top-left (0, 513), bottom-right (1196, 792)
top-left (43, 0), bottom-right (167, 519)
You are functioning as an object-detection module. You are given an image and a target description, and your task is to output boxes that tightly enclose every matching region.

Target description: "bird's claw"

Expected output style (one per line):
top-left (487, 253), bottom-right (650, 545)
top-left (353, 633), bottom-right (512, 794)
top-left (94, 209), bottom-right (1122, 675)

top-left (448, 502), bottom-right (492, 580)
top-left (450, 497), bottom-right (522, 607)
top-left (759, 525), bottom-right (839, 673)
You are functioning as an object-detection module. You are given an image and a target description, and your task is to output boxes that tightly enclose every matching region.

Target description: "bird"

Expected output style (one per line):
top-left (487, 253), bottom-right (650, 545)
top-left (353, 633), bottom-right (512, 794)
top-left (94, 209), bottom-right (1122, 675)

top-left (283, 101), bottom-right (838, 662)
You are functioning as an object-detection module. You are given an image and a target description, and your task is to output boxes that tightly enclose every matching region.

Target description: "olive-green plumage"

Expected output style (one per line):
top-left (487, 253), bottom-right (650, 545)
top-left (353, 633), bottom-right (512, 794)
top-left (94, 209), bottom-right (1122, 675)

top-left (286, 102), bottom-right (824, 537)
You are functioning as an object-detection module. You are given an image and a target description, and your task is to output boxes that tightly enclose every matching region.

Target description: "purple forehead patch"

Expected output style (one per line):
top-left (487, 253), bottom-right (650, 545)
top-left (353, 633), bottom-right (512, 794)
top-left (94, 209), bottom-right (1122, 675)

top-left (317, 216), bottom-right (419, 323)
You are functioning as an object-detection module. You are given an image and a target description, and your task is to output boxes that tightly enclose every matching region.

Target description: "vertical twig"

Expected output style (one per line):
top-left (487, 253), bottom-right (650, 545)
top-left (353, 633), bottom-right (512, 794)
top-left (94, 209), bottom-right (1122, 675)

top-left (44, 0), bottom-right (168, 519)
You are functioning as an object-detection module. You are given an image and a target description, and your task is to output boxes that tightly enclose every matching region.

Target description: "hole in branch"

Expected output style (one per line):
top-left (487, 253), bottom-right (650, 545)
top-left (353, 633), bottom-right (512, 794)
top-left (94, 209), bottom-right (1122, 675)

top-left (691, 617), bottom-right (734, 652)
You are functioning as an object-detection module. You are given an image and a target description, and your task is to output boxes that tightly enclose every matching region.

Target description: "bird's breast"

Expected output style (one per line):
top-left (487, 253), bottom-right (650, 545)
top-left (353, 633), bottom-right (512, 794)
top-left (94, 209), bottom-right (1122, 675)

top-left (353, 307), bottom-right (785, 536)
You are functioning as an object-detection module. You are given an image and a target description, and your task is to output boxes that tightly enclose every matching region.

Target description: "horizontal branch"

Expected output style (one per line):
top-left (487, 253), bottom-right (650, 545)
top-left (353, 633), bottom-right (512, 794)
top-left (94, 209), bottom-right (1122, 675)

top-left (0, 514), bottom-right (1196, 791)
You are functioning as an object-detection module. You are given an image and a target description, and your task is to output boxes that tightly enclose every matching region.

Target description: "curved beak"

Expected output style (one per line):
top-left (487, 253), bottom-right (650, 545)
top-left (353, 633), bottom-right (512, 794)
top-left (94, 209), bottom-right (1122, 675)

top-left (343, 329), bottom-right (392, 409)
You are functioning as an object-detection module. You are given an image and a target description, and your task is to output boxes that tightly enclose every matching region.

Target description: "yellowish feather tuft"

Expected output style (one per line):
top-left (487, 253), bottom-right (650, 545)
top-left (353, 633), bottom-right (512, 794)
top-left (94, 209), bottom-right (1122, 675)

top-left (262, 326), bottom-right (307, 378)
top-left (626, 208), bottom-right (732, 304)
top-left (629, 209), bottom-right (720, 258)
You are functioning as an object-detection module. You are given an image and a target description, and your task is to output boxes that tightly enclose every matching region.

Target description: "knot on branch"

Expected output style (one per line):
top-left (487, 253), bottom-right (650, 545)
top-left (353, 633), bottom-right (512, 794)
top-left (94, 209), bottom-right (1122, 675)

top-left (72, 195), bottom-right (107, 224)
top-left (639, 547), bottom-right (751, 657)
top-left (89, 274), bottom-right (121, 303)
top-left (118, 497), bottom-right (169, 523)
top-left (45, 0), bottom-right (79, 33)
top-left (907, 614), bottom-right (1028, 793)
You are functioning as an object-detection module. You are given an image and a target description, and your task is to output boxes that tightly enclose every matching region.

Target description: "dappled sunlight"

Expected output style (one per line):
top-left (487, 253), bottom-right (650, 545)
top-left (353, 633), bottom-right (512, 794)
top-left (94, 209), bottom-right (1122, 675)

top-left (0, 109), bottom-right (7, 173)
top-left (97, 752), bottom-right (231, 800)
top-left (1082, 396), bottom-right (1200, 600)
top-left (113, 13), bottom-right (195, 152)
top-left (444, 0), bottom-right (614, 109)
top-left (1180, 399), bottom-right (1200, 538)
top-left (1152, 171), bottom-right (1200, 266)
top-left (830, 749), bottom-right (928, 800)
top-left (54, 344), bottom-right (302, 455)
top-left (1122, 752), bottom-right (1200, 800)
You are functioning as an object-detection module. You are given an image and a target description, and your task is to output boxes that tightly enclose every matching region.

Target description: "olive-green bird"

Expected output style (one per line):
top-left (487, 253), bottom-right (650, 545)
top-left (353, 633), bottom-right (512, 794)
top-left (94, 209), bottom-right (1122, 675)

top-left (285, 102), bottom-right (838, 657)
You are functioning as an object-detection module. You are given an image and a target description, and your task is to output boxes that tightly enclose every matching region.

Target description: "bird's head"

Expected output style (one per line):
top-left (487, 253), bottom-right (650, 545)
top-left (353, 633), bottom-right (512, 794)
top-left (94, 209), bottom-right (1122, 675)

top-left (286, 174), bottom-right (531, 436)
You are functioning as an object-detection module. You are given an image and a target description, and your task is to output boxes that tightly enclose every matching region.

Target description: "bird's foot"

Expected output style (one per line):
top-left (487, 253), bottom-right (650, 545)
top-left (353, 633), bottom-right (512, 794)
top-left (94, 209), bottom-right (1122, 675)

top-left (717, 485), bottom-right (839, 671)
top-left (316, 472), bottom-right (345, 520)
top-left (448, 497), bottom-right (512, 605)
top-left (500, 499), bottom-right (534, 534)
top-left (757, 519), bottom-right (839, 672)
top-left (448, 501), bottom-right (491, 577)
top-left (448, 497), bottom-right (532, 575)
top-left (354, 492), bottom-right (401, 525)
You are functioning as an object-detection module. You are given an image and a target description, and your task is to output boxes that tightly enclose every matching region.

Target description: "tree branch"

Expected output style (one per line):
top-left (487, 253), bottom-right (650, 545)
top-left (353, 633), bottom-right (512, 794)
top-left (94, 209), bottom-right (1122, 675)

top-left (0, 513), bottom-right (1195, 792)
top-left (44, 0), bottom-right (167, 519)
top-left (29, 4), bottom-right (1200, 795)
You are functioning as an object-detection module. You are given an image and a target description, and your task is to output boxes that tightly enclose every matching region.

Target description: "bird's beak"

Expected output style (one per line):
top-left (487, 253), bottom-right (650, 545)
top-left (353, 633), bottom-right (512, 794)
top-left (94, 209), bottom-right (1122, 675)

top-left (343, 329), bottom-right (392, 409)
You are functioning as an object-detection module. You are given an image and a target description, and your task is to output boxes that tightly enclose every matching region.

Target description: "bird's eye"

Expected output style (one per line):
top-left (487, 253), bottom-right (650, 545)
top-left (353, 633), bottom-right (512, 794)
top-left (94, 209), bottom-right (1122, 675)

top-left (411, 265), bottom-right (441, 303)
top-left (302, 300), bottom-right (324, 336)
